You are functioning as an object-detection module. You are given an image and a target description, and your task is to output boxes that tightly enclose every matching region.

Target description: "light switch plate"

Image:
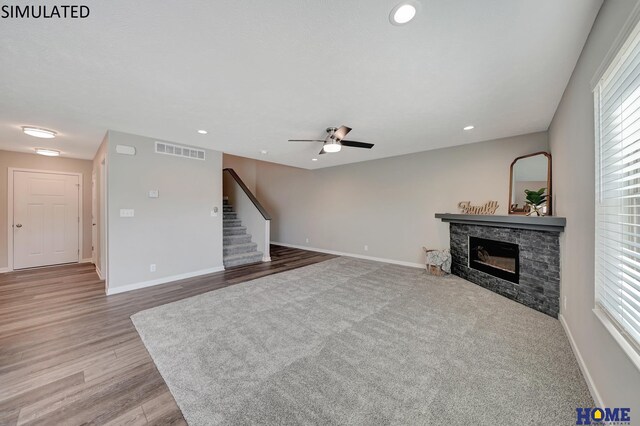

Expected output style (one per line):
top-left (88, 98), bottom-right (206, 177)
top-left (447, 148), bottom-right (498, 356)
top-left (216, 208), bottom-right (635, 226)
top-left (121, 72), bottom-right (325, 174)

top-left (148, 190), bottom-right (159, 198)
top-left (120, 209), bottom-right (135, 217)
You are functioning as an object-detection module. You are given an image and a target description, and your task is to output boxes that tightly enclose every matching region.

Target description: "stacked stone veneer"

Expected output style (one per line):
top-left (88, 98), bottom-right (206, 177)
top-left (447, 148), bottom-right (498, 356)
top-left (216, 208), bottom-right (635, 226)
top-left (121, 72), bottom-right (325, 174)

top-left (450, 223), bottom-right (560, 317)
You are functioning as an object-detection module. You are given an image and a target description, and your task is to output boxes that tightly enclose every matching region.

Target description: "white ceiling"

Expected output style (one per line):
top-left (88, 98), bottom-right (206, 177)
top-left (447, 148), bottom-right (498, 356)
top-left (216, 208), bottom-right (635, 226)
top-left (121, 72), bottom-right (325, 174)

top-left (0, 0), bottom-right (602, 169)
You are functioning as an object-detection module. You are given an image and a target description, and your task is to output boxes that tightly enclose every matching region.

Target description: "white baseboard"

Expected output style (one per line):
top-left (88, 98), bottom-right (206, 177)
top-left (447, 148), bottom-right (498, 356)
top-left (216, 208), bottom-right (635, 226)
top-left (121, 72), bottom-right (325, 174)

top-left (0, 267), bottom-right (9, 274)
top-left (106, 266), bottom-right (225, 295)
top-left (95, 266), bottom-right (105, 280)
top-left (80, 258), bottom-right (93, 264)
top-left (272, 242), bottom-right (424, 269)
top-left (559, 314), bottom-right (603, 407)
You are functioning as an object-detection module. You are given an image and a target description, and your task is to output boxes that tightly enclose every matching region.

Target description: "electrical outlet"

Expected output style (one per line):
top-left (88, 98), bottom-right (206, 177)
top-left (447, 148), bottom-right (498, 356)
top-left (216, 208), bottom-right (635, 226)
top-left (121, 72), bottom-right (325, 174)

top-left (305, 238), bottom-right (309, 243)
top-left (364, 245), bottom-right (368, 251)
top-left (150, 264), bottom-right (156, 272)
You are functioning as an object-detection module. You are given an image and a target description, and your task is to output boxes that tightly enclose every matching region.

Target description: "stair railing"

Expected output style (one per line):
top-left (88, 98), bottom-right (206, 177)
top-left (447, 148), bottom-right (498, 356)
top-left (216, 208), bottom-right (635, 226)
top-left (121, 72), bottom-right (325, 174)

top-left (222, 168), bottom-right (271, 262)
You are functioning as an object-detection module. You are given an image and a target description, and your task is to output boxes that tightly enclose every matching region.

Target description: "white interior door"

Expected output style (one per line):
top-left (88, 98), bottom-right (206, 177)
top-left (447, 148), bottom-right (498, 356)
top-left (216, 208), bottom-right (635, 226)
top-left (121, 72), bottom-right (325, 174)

top-left (13, 171), bottom-right (80, 269)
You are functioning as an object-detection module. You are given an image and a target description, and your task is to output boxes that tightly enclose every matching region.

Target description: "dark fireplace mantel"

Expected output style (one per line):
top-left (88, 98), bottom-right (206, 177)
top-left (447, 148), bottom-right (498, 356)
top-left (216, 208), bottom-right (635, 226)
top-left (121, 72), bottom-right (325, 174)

top-left (434, 214), bottom-right (566, 233)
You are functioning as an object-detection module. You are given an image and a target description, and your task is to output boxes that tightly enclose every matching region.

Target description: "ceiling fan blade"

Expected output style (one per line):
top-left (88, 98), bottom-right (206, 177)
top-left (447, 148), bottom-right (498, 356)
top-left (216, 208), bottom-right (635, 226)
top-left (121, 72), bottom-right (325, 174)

top-left (288, 139), bottom-right (325, 142)
top-left (319, 147), bottom-right (326, 155)
top-left (333, 126), bottom-right (352, 140)
top-left (340, 140), bottom-right (374, 149)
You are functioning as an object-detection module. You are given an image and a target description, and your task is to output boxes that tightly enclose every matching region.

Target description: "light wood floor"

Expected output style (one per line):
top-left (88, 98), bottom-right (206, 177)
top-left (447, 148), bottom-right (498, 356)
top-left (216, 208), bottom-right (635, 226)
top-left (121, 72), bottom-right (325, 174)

top-left (0, 245), bottom-right (335, 425)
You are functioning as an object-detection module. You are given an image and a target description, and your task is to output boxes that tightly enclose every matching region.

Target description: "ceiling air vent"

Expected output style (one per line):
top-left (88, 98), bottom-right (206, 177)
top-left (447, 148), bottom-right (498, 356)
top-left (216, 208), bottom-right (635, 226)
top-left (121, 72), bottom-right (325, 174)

top-left (155, 141), bottom-right (206, 160)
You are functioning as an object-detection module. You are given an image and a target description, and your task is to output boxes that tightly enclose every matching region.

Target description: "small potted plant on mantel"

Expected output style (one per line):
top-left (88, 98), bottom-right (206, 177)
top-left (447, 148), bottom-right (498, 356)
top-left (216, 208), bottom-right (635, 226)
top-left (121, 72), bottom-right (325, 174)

top-left (524, 188), bottom-right (547, 216)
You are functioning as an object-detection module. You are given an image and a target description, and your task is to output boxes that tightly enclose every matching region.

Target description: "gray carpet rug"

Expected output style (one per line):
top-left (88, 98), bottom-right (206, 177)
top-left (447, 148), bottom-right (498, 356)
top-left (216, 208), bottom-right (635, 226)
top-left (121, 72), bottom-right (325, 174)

top-left (131, 257), bottom-right (592, 425)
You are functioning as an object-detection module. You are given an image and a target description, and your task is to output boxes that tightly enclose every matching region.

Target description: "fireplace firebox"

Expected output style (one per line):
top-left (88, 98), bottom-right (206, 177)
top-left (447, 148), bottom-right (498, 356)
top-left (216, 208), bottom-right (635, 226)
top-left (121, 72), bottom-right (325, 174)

top-left (469, 236), bottom-right (519, 284)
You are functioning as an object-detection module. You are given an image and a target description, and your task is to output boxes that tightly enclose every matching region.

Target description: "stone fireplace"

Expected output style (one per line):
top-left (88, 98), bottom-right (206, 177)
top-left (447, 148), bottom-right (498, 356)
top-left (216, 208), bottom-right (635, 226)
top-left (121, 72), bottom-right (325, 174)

top-left (435, 214), bottom-right (566, 317)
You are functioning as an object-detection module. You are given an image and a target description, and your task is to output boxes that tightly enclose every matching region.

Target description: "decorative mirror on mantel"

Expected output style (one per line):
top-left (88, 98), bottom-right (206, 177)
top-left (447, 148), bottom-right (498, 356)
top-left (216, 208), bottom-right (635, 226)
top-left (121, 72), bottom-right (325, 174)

top-left (509, 152), bottom-right (552, 216)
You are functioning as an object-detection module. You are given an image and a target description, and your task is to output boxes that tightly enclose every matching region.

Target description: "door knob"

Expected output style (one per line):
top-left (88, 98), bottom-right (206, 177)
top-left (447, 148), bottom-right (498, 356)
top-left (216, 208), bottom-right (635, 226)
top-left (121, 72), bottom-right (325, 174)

top-left (15, 224), bottom-right (22, 228)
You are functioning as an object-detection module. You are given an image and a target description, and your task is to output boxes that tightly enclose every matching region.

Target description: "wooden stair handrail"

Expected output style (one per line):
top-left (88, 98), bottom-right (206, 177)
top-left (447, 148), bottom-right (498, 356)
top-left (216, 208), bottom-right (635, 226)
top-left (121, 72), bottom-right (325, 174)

top-left (223, 168), bottom-right (272, 220)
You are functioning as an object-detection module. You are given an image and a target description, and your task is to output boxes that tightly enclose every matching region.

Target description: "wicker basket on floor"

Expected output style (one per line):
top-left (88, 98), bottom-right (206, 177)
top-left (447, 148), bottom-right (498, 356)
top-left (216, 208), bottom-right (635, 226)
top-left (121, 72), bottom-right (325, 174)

top-left (423, 247), bottom-right (449, 276)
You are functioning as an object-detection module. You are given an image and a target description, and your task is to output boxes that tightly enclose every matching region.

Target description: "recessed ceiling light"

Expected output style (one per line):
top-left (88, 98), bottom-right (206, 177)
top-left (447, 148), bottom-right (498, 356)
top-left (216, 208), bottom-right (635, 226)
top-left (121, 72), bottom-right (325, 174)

top-left (463, 125), bottom-right (475, 131)
top-left (22, 126), bottom-right (57, 139)
top-left (312, 158), bottom-right (318, 161)
top-left (390, 3), bottom-right (417, 25)
top-left (197, 130), bottom-right (208, 134)
top-left (35, 148), bottom-right (60, 157)
top-left (260, 150), bottom-right (268, 155)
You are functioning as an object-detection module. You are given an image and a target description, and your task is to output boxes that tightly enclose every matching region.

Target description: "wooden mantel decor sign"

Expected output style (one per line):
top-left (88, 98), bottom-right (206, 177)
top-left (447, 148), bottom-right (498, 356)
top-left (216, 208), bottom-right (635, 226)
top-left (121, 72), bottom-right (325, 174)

top-left (458, 201), bottom-right (499, 215)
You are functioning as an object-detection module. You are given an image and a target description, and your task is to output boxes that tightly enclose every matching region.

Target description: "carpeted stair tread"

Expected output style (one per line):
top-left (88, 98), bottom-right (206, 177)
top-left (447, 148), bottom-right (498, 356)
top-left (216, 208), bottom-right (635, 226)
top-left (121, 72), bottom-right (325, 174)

top-left (223, 251), bottom-right (263, 267)
top-left (223, 226), bottom-right (247, 236)
top-left (223, 242), bottom-right (258, 256)
top-left (223, 234), bottom-right (252, 245)
top-left (223, 219), bottom-right (242, 227)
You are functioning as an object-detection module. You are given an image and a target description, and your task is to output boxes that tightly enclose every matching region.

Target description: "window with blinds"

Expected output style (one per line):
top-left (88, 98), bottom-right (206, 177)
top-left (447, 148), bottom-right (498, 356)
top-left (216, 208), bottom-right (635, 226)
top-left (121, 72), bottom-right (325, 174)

top-left (594, 18), bottom-right (640, 351)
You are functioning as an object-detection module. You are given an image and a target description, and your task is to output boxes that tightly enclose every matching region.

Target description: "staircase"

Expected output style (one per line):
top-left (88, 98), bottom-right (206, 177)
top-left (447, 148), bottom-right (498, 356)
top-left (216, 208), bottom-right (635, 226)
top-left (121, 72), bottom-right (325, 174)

top-left (223, 198), bottom-right (264, 268)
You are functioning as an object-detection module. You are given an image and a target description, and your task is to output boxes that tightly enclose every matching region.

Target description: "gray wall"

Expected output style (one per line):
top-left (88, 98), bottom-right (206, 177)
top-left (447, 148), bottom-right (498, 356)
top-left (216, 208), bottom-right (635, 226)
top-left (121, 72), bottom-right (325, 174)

top-left (250, 132), bottom-right (548, 265)
top-left (0, 149), bottom-right (93, 269)
top-left (223, 154), bottom-right (257, 193)
top-left (549, 0), bottom-right (640, 410)
top-left (107, 131), bottom-right (223, 290)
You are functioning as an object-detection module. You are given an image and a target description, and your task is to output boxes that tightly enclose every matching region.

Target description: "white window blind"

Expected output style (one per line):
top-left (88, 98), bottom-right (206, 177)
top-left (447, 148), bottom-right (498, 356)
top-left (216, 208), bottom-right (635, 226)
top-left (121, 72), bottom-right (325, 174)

top-left (595, 18), bottom-right (640, 350)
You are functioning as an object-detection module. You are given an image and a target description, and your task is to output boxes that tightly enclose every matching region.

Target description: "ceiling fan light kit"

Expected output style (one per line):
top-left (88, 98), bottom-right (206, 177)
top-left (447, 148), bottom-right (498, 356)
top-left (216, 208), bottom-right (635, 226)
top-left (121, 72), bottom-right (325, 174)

top-left (323, 141), bottom-right (342, 153)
